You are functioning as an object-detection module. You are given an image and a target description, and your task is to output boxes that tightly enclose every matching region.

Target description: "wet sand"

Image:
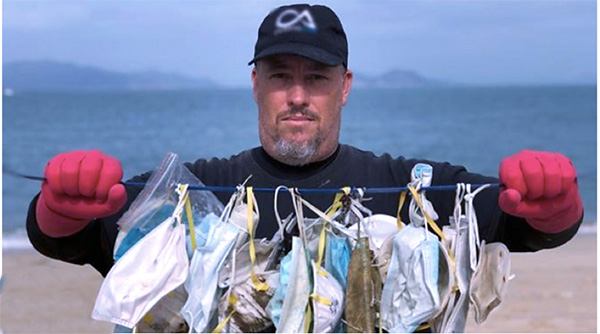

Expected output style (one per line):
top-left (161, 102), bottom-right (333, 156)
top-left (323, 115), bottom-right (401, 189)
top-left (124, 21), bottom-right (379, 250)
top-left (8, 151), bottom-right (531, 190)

top-left (1, 234), bottom-right (596, 333)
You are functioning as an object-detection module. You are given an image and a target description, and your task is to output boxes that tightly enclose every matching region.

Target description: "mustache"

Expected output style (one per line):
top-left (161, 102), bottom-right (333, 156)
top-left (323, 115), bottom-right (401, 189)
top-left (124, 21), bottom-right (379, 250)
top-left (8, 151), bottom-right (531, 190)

top-left (278, 106), bottom-right (318, 120)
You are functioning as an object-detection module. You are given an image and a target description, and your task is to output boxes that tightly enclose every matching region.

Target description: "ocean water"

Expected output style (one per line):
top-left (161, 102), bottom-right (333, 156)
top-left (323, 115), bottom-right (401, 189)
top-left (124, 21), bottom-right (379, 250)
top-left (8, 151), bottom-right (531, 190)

top-left (2, 86), bottom-right (596, 249)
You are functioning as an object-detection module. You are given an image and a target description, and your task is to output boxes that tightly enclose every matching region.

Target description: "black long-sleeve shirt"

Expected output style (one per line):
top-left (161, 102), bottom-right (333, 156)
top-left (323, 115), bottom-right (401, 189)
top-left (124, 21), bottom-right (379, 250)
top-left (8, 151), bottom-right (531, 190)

top-left (26, 144), bottom-right (581, 276)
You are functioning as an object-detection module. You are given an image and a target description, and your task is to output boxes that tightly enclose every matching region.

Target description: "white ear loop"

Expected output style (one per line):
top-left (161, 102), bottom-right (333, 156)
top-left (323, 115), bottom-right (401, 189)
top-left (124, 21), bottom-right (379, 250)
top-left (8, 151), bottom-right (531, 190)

top-left (453, 183), bottom-right (466, 225)
top-left (288, 188), bottom-right (307, 242)
top-left (465, 183), bottom-right (491, 271)
top-left (273, 185), bottom-right (290, 241)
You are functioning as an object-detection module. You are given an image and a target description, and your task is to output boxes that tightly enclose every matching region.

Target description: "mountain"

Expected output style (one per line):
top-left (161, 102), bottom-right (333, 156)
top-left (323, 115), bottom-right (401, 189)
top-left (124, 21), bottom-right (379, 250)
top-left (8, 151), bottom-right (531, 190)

top-left (352, 69), bottom-right (448, 88)
top-left (2, 61), bottom-right (218, 92)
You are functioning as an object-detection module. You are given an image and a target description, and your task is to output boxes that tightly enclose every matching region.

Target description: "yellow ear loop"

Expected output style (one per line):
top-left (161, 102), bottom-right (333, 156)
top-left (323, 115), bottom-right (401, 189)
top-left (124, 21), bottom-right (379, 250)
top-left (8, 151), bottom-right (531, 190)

top-left (247, 187), bottom-right (269, 292)
top-left (303, 302), bottom-right (313, 333)
top-left (396, 191), bottom-right (407, 230)
top-left (407, 185), bottom-right (446, 241)
top-left (184, 191), bottom-right (196, 251)
top-left (211, 295), bottom-right (239, 333)
top-left (416, 323), bottom-right (432, 331)
top-left (176, 184), bottom-right (197, 251)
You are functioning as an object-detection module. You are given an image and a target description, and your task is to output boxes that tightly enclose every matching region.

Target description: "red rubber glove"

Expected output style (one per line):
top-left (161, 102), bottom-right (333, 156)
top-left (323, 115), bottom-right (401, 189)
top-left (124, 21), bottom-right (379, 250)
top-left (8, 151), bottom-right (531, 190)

top-left (36, 150), bottom-right (127, 237)
top-left (499, 150), bottom-right (583, 234)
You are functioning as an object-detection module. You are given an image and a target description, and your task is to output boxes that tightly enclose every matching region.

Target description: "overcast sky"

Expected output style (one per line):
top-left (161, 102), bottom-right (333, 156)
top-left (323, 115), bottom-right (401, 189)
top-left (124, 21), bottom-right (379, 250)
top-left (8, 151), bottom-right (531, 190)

top-left (3, 0), bottom-right (597, 86)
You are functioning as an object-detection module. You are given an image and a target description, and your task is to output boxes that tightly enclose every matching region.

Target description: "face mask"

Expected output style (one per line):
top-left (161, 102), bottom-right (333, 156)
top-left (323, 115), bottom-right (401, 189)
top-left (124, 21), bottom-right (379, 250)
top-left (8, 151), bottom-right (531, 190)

top-left (433, 183), bottom-right (474, 333)
top-left (268, 237), bottom-right (311, 333)
top-left (348, 214), bottom-right (401, 282)
top-left (182, 185), bottom-right (261, 333)
top-left (216, 239), bottom-right (280, 333)
top-left (380, 224), bottom-right (444, 333)
top-left (324, 230), bottom-right (351, 290)
top-left (433, 215), bottom-right (472, 333)
top-left (92, 202), bottom-right (189, 329)
top-left (135, 284), bottom-right (189, 333)
top-left (361, 214), bottom-right (401, 249)
top-left (217, 271), bottom-right (280, 333)
top-left (310, 261), bottom-right (345, 333)
top-left (409, 163), bottom-right (439, 228)
top-left (180, 220), bottom-right (241, 333)
top-left (187, 212), bottom-right (219, 254)
top-left (469, 241), bottom-right (512, 324)
top-left (344, 237), bottom-right (377, 333)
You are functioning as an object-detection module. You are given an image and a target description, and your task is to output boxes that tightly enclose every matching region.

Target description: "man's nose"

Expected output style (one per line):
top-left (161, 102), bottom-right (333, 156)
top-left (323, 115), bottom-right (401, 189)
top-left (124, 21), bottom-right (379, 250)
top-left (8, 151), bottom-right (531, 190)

top-left (287, 82), bottom-right (310, 107)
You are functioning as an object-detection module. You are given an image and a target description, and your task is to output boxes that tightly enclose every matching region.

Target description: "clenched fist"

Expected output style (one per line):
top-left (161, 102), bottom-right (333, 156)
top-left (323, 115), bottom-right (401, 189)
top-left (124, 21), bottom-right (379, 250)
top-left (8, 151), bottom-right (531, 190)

top-left (36, 150), bottom-right (127, 237)
top-left (499, 150), bottom-right (583, 234)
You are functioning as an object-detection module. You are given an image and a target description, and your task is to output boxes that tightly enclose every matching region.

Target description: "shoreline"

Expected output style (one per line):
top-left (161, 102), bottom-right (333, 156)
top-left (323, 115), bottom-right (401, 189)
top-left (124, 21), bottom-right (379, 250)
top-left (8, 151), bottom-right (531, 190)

top-left (1, 234), bottom-right (596, 333)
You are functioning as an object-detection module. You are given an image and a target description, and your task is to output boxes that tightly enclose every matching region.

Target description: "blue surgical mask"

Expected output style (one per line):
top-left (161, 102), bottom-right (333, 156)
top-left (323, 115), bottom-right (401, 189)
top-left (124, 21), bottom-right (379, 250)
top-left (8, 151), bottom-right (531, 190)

top-left (267, 237), bottom-right (311, 333)
top-left (324, 231), bottom-right (351, 290)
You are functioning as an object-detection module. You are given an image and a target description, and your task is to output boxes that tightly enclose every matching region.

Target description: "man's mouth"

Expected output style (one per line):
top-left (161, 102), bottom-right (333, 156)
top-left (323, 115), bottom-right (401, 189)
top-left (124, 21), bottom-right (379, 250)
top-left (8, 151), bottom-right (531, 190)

top-left (282, 115), bottom-right (314, 122)
top-left (280, 110), bottom-right (317, 123)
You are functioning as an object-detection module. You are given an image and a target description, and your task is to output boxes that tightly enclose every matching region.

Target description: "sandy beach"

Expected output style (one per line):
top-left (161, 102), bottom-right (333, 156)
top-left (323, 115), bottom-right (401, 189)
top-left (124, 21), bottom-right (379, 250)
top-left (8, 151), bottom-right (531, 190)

top-left (1, 233), bottom-right (596, 333)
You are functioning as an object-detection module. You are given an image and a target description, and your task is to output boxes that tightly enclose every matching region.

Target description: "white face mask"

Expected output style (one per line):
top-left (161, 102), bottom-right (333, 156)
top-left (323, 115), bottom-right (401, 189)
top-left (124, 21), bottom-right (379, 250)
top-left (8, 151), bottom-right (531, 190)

top-left (92, 205), bottom-right (189, 329)
top-left (433, 183), bottom-right (482, 333)
top-left (180, 220), bottom-right (241, 333)
top-left (434, 215), bottom-right (473, 333)
top-left (469, 241), bottom-right (512, 324)
top-left (311, 261), bottom-right (345, 333)
top-left (380, 224), bottom-right (444, 333)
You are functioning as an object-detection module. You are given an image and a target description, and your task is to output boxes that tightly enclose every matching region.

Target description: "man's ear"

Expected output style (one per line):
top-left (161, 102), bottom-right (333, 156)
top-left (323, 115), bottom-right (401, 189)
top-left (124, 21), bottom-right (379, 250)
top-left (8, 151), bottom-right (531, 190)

top-left (342, 69), bottom-right (353, 106)
top-left (252, 67), bottom-right (259, 103)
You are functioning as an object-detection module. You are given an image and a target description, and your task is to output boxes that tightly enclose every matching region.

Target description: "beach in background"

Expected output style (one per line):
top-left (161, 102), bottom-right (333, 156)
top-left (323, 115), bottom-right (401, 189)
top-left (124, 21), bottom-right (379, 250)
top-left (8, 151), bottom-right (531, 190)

top-left (1, 233), bottom-right (595, 333)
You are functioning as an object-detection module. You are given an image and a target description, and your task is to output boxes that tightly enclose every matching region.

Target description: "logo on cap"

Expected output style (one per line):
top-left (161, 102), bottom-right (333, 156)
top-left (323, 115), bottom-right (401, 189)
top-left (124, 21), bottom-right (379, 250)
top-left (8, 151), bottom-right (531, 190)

top-left (274, 9), bottom-right (317, 35)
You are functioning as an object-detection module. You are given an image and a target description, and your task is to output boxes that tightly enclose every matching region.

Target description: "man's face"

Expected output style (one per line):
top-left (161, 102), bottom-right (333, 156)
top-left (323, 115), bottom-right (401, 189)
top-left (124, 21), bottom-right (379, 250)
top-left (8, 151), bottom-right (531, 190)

top-left (252, 55), bottom-right (353, 166)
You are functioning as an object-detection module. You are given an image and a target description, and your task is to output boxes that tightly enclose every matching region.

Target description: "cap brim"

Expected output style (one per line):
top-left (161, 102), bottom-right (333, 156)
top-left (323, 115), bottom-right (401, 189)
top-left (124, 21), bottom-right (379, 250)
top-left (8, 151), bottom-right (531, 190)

top-left (248, 42), bottom-right (343, 66)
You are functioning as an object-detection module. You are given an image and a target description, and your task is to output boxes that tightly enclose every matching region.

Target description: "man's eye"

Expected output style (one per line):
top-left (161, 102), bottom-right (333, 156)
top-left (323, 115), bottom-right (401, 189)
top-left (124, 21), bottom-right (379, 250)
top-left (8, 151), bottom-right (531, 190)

top-left (270, 73), bottom-right (288, 80)
top-left (308, 74), bottom-right (327, 81)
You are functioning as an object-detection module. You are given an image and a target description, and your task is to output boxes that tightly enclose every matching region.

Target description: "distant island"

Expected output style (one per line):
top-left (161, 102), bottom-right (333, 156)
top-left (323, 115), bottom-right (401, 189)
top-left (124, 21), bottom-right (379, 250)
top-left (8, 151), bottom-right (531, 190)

top-left (352, 69), bottom-right (449, 88)
top-left (3, 60), bottom-right (447, 92)
top-left (3, 60), bottom-right (218, 92)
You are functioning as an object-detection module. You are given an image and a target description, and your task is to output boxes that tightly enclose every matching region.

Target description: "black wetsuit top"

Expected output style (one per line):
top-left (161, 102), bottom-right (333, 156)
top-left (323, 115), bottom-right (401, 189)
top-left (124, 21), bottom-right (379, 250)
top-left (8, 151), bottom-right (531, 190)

top-left (26, 144), bottom-right (581, 276)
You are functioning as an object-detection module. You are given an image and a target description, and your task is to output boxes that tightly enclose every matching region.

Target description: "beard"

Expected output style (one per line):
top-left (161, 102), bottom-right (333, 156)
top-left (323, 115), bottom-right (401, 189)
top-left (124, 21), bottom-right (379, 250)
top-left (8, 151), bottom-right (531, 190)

top-left (272, 134), bottom-right (322, 166)
top-left (260, 106), bottom-right (325, 166)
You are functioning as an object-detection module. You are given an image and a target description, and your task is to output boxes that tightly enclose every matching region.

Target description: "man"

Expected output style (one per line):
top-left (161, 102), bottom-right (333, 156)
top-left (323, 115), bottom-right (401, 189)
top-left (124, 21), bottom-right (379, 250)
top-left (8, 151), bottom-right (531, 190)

top-left (27, 3), bottom-right (582, 282)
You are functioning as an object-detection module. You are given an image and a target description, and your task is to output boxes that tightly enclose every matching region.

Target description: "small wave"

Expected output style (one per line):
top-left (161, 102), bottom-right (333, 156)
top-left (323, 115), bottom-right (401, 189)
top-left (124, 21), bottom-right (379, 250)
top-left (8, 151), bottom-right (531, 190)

top-left (2, 229), bottom-right (34, 251)
top-left (577, 223), bottom-right (597, 235)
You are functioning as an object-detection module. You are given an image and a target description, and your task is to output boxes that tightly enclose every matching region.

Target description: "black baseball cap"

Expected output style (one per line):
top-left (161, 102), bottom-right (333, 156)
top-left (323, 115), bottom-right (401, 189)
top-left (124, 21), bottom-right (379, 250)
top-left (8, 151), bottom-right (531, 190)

top-left (248, 4), bottom-right (348, 67)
